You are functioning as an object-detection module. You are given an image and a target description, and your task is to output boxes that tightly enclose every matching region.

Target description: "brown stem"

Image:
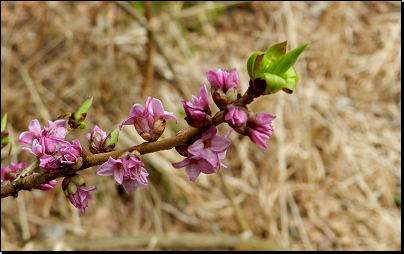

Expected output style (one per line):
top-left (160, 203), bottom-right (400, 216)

top-left (1, 111), bottom-right (225, 199)
top-left (1, 75), bottom-right (259, 199)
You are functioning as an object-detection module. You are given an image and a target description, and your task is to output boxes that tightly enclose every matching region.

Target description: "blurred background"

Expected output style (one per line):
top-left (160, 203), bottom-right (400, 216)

top-left (1, 1), bottom-right (401, 251)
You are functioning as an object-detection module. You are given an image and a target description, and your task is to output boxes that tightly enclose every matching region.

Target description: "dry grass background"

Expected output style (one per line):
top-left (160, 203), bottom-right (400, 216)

top-left (1, 1), bottom-right (401, 251)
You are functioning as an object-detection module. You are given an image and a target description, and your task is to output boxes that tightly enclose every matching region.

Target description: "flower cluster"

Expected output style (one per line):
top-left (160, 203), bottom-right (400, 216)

top-left (173, 126), bottom-right (232, 182)
top-left (171, 68), bottom-right (277, 181)
top-left (1, 162), bottom-right (57, 191)
top-left (96, 151), bottom-right (149, 193)
top-left (19, 119), bottom-right (86, 172)
top-left (62, 174), bottom-right (97, 213)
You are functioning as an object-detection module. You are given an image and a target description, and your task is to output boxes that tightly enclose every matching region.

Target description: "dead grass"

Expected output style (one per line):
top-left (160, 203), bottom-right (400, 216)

top-left (1, 1), bottom-right (401, 251)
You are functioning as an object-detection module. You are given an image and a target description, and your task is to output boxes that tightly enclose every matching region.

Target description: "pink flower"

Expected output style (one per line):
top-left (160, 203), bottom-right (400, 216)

top-left (182, 83), bottom-right (212, 128)
top-left (187, 125), bottom-right (232, 167)
top-left (96, 155), bottom-right (149, 193)
top-left (58, 139), bottom-right (83, 165)
top-left (19, 119), bottom-right (67, 146)
top-left (122, 166), bottom-right (149, 193)
top-left (172, 126), bottom-right (233, 182)
top-left (245, 113), bottom-right (276, 149)
top-left (37, 180), bottom-right (58, 191)
top-left (119, 97), bottom-right (179, 141)
top-left (19, 119), bottom-right (42, 146)
top-left (39, 154), bottom-right (60, 171)
top-left (96, 157), bottom-right (127, 184)
top-left (1, 162), bottom-right (58, 191)
top-left (224, 105), bottom-right (248, 127)
top-left (206, 68), bottom-right (239, 92)
top-left (42, 120), bottom-right (67, 140)
top-left (1, 162), bottom-right (26, 182)
top-left (67, 185), bottom-right (97, 213)
top-left (86, 125), bottom-right (108, 154)
top-left (172, 157), bottom-right (215, 182)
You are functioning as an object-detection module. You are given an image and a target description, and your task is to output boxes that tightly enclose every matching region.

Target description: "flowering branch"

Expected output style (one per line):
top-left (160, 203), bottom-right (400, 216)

top-left (1, 110), bottom-right (224, 199)
top-left (1, 41), bottom-right (309, 212)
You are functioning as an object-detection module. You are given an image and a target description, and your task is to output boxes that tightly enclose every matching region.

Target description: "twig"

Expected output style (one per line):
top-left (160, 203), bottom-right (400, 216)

top-left (1, 112), bottom-right (222, 199)
top-left (1, 80), bottom-right (260, 199)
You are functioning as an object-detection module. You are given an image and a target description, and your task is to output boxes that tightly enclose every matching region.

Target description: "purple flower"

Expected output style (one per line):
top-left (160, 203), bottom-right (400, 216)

top-left (86, 125), bottom-right (108, 154)
top-left (42, 120), bottom-right (67, 139)
top-left (224, 105), bottom-right (248, 127)
top-left (245, 113), bottom-right (276, 149)
top-left (37, 180), bottom-right (58, 191)
top-left (19, 119), bottom-right (67, 146)
top-left (96, 155), bottom-right (149, 193)
top-left (62, 174), bottom-right (96, 213)
top-left (1, 162), bottom-right (26, 182)
top-left (39, 154), bottom-right (60, 171)
top-left (119, 97), bottom-right (179, 141)
top-left (182, 83), bottom-right (212, 128)
top-left (122, 166), bottom-right (149, 193)
top-left (58, 139), bottom-right (83, 165)
top-left (206, 68), bottom-right (239, 92)
top-left (172, 157), bottom-right (216, 182)
top-left (1, 162), bottom-right (58, 191)
top-left (206, 68), bottom-right (239, 109)
top-left (96, 157), bottom-right (127, 184)
top-left (172, 126), bottom-right (232, 182)
top-left (19, 119), bottom-right (42, 146)
top-left (67, 185), bottom-right (97, 213)
top-left (187, 125), bottom-right (232, 167)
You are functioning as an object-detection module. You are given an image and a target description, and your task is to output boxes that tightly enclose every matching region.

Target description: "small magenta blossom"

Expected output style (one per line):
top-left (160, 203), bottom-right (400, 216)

top-left (37, 180), bottom-right (58, 191)
top-left (39, 154), bottom-right (60, 171)
top-left (245, 113), bottom-right (276, 149)
top-left (96, 155), bottom-right (149, 193)
top-left (58, 139), bottom-right (83, 166)
top-left (62, 174), bottom-right (97, 213)
top-left (1, 162), bottom-right (26, 182)
top-left (22, 136), bottom-right (56, 157)
top-left (206, 68), bottom-right (239, 92)
top-left (86, 125), bottom-right (107, 154)
top-left (206, 69), bottom-right (239, 109)
top-left (119, 97), bottom-right (179, 141)
top-left (172, 126), bottom-right (232, 182)
top-left (224, 105), bottom-right (248, 127)
top-left (1, 161), bottom-right (57, 191)
top-left (172, 157), bottom-right (215, 182)
top-left (122, 166), bottom-right (149, 194)
top-left (68, 185), bottom-right (97, 213)
top-left (182, 83), bottom-right (212, 128)
top-left (19, 119), bottom-right (67, 146)
top-left (187, 125), bottom-right (232, 167)
top-left (19, 119), bottom-right (42, 146)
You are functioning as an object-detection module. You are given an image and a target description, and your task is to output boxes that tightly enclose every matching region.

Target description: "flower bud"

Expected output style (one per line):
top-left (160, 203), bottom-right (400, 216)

top-left (224, 104), bottom-right (248, 128)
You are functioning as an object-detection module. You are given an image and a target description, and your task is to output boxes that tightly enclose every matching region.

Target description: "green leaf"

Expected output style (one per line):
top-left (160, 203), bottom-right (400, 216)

top-left (105, 128), bottom-right (120, 148)
top-left (58, 112), bottom-right (72, 119)
top-left (1, 113), bottom-right (7, 132)
top-left (77, 122), bottom-right (87, 130)
top-left (281, 67), bottom-right (299, 94)
top-left (75, 96), bottom-right (93, 122)
top-left (247, 52), bottom-right (263, 80)
top-left (265, 42), bottom-right (310, 76)
top-left (1, 136), bottom-right (13, 156)
top-left (262, 41), bottom-right (287, 69)
top-left (257, 73), bottom-right (287, 95)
